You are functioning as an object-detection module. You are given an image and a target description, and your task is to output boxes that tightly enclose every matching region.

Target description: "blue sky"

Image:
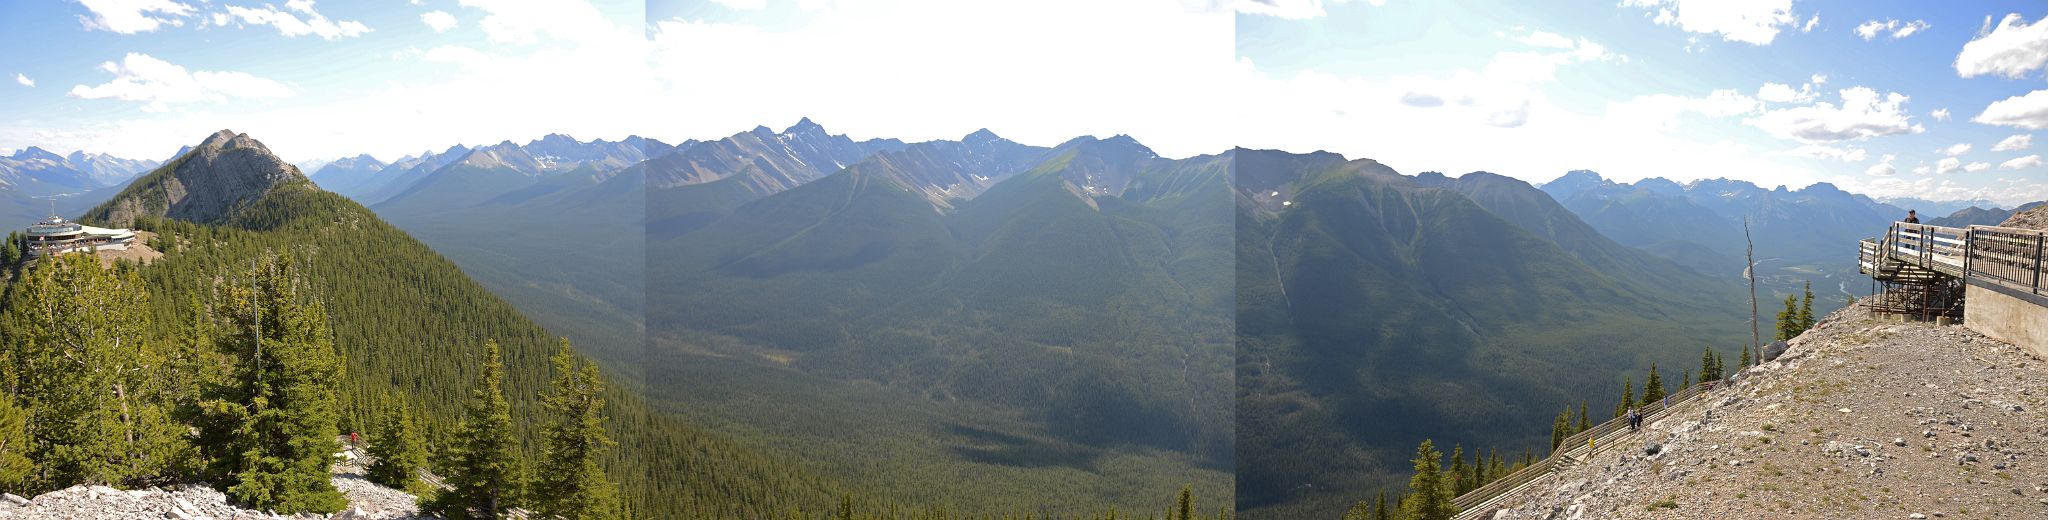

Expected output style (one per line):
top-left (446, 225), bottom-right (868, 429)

top-left (1235, 0), bottom-right (2048, 205)
top-left (1, 0), bottom-right (648, 163)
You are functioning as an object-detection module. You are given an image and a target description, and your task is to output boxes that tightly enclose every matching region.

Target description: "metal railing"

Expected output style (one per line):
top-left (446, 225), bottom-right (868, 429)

top-left (1862, 223), bottom-right (2048, 297)
top-left (1449, 378), bottom-right (1725, 519)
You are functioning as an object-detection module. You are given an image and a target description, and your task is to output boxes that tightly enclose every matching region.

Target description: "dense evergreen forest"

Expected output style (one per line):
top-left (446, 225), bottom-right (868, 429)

top-left (0, 175), bottom-right (1220, 518)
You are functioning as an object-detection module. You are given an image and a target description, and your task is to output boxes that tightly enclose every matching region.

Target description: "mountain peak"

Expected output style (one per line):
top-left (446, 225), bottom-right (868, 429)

top-left (963, 128), bottom-right (1002, 144)
top-left (785, 117), bottom-right (825, 135)
top-left (14, 146), bottom-right (62, 162)
top-left (197, 129), bottom-right (242, 149)
top-left (84, 130), bottom-right (312, 226)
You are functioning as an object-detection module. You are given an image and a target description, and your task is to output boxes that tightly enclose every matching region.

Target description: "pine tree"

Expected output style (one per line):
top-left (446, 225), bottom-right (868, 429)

top-left (1798, 281), bottom-right (1816, 332)
top-left (1700, 347), bottom-right (1718, 382)
top-left (1342, 501), bottom-right (1372, 520)
top-left (1400, 440), bottom-right (1456, 520)
top-left (1614, 378), bottom-right (1635, 418)
top-left (1374, 491), bottom-right (1390, 520)
top-left (424, 340), bottom-right (524, 519)
top-left (1576, 401), bottom-right (1590, 433)
top-left (1551, 409), bottom-right (1570, 450)
top-left (211, 254), bottom-right (348, 513)
top-left (1642, 364), bottom-right (1666, 404)
top-left (1775, 295), bottom-right (1798, 341)
top-left (1, 253), bottom-right (190, 492)
top-left (1448, 446), bottom-right (1467, 495)
top-left (1175, 485), bottom-right (1194, 520)
top-left (1680, 369), bottom-right (1691, 390)
top-left (366, 399), bottom-right (428, 494)
top-left (0, 395), bottom-right (32, 491)
top-left (533, 340), bottom-right (621, 520)
top-left (1740, 343), bottom-right (1752, 370)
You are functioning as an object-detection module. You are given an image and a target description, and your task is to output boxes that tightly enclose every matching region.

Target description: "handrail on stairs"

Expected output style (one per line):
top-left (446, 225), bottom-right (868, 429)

top-left (1447, 377), bottom-right (1726, 518)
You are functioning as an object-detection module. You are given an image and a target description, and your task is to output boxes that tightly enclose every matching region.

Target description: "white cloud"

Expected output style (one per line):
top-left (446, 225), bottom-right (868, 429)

top-left (1810, 73), bottom-right (1827, 85)
top-left (14, 74), bottom-right (32, 88)
top-left (2000, 154), bottom-right (2043, 170)
top-left (1893, 20), bottom-right (1930, 39)
top-left (1940, 143), bottom-right (1971, 156)
top-left (1756, 82), bottom-right (1814, 103)
top-left (1780, 144), bottom-right (1866, 162)
top-left (421, 10), bottom-right (457, 33)
top-left (1745, 86), bottom-right (1922, 143)
top-left (1994, 134), bottom-right (2033, 152)
top-left (1910, 164), bottom-right (1931, 175)
top-left (708, 0), bottom-right (769, 10)
top-left (1833, 175), bottom-right (2046, 206)
top-left (1857, 19), bottom-right (1929, 40)
top-left (1235, 0), bottom-right (1379, 20)
top-left (76, 0), bottom-right (194, 34)
top-left (1620, 0), bottom-right (1798, 45)
top-left (1931, 108), bottom-right (1950, 121)
top-left (67, 53), bottom-right (293, 112)
top-left (1965, 162), bottom-right (1991, 172)
top-left (1974, 89), bottom-right (2048, 129)
top-left (1866, 153), bottom-right (1896, 176)
top-left (218, 1), bottom-right (370, 40)
top-left (463, 0), bottom-right (626, 46)
top-left (1802, 13), bottom-right (1819, 33)
top-left (1957, 14), bottom-right (2048, 79)
top-left (655, 1), bottom-right (1236, 158)
top-left (1935, 156), bottom-right (1962, 175)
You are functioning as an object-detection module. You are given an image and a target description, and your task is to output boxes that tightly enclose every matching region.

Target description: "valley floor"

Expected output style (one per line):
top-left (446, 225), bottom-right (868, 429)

top-left (1483, 303), bottom-right (2048, 519)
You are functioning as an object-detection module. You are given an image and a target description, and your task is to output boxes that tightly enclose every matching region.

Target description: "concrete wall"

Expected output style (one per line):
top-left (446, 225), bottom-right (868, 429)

top-left (1965, 284), bottom-right (2048, 359)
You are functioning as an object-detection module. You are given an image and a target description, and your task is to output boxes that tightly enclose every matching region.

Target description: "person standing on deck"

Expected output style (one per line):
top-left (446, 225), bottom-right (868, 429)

top-left (1904, 209), bottom-right (1919, 224)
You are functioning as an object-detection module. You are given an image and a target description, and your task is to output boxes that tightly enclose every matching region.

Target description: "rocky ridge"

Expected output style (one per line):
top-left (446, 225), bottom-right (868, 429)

top-left (0, 455), bottom-right (424, 519)
top-left (1481, 303), bottom-right (2048, 519)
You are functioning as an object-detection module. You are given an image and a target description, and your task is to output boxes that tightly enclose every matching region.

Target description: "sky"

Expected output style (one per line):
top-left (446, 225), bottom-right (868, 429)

top-left (4, 0), bottom-right (2045, 206)
top-left (0, 0), bottom-right (652, 164)
top-left (1234, 0), bottom-right (2048, 206)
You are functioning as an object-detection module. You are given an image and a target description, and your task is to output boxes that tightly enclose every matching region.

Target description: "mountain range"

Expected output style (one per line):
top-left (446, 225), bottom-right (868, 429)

top-left (1538, 171), bottom-right (1910, 302)
top-left (8, 122), bottom-right (2001, 517)
top-left (44, 129), bottom-right (867, 518)
top-left (1233, 152), bottom-right (1748, 518)
top-left (0, 146), bottom-right (161, 225)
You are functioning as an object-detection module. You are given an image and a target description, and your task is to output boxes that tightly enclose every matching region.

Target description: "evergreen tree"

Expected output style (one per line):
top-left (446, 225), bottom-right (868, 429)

top-left (208, 254), bottom-right (348, 513)
top-left (1448, 446), bottom-right (1467, 495)
top-left (1576, 402), bottom-right (1590, 433)
top-left (1550, 409), bottom-right (1569, 450)
top-left (1740, 343), bottom-right (1752, 370)
top-left (1400, 440), bottom-right (1456, 520)
top-left (366, 399), bottom-right (428, 494)
top-left (0, 232), bottom-right (20, 268)
top-left (1342, 501), bottom-right (1371, 520)
top-left (1775, 295), bottom-right (1798, 341)
top-left (1700, 347), bottom-right (1718, 382)
top-left (1680, 369), bottom-right (1691, 391)
top-left (0, 395), bottom-right (32, 491)
top-left (1613, 378), bottom-right (1635, 418)
top-left (1642, 364), bottom-right (1666, 404)
top-left (1374, 491), bottom-right (1390, 520)
top-left (423, 340), bottom-right (524, 519)
top-left (1174, 485), bottom-right (1194, 520)
top-left (533, 340), bottom-right (621, 520)
top-left (1, 253), bottom-right (190, 492)
top-left (1798, 281), bottom-right (1816, 332)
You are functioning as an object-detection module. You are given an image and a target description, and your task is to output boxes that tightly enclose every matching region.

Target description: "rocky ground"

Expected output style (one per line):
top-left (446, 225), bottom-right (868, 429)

top-left (1482, 303), bottom-right (2048, 519)
top-left (2000, 205), bottom-right (2048, 231)
top-left (0, 453), bottom-right (426, 519)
